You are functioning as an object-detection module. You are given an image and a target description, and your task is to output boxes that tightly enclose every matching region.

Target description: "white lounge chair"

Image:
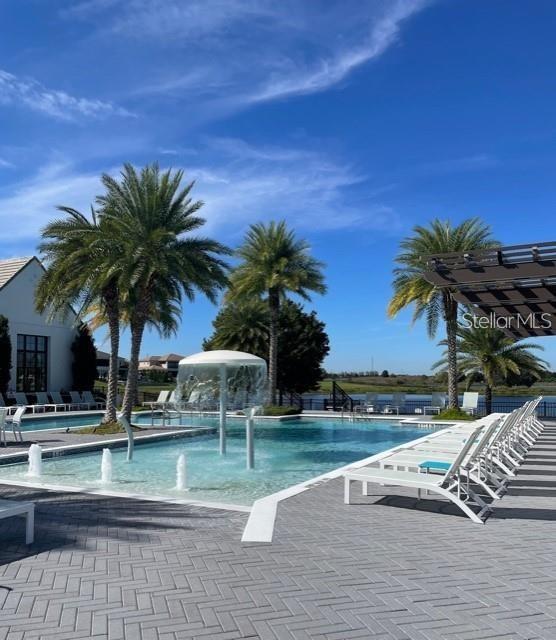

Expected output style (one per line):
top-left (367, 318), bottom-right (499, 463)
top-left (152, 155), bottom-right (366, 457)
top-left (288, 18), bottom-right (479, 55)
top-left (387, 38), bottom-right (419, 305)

top-left (362, 393), bottom-right (378, 413)
top-left (344, 424), bottom-right (492, 524)
top-left (6, 406), bottom-right (25, 443)
top-left (69, 391), bottom-right (89, 411)
top-left (81, 390), bottom-right (105, 409)
top-left (378, 417), bottom-right (507, 501)
top-left (48, 392), bottom-right (70, 411)
top-left (0, 499), bottom-right (34, 544)
top-left (144, 390), bottom-right (170, 409)
top-left (383, 393), bottom-right (405, 415)
top-left (462, 392), bottom-right (479, 415)
top-left (424, 392), bottom-right (446, 415)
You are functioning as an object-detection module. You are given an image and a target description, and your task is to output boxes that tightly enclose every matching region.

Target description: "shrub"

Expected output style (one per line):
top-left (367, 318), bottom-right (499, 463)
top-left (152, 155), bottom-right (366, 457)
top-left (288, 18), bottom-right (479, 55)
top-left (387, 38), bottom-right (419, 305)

top-left (0, 315), bottom-right (11, 396)
top-left (71, 323), bottom-right (97, 391)
top-left (262, 405), bottom-right (302, 416)
top-left (434, 408), bottom-right (475, 421)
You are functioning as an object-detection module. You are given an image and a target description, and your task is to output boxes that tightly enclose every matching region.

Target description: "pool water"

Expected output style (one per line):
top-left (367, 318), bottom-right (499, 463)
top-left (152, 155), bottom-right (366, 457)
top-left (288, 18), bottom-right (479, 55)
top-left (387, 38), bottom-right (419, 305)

top-left (19, 413), bottom-right (105, 431)
top-left (0, 418), bottom-right (434, 506)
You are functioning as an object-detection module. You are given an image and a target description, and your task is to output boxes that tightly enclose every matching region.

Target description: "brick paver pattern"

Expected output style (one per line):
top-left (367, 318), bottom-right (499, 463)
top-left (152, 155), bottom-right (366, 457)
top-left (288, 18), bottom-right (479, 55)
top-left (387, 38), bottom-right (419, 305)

top-left (1, 424), bottom-right (556, 639)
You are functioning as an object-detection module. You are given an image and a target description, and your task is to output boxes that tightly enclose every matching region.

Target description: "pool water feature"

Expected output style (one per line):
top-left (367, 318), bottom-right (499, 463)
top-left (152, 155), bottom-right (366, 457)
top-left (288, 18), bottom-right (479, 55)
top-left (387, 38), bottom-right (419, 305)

top-left (0, 418), bottom-right (435, 506)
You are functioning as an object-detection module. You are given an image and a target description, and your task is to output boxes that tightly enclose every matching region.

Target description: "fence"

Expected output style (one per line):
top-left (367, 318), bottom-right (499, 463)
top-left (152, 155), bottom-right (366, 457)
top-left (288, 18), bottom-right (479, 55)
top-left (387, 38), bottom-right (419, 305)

top-left (281, 395), bottom-right (556, 419)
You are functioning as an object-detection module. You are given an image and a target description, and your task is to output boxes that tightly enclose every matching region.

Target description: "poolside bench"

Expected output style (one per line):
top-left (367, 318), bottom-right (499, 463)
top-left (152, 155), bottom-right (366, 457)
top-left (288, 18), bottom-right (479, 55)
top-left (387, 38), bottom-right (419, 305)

top-left (0, 499), bottom-right (34, 544)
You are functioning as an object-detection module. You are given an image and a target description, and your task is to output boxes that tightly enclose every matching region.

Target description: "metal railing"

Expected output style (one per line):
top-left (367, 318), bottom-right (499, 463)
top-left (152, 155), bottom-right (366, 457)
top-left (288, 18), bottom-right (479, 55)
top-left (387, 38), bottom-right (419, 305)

top-left (279, 395), bottom-right (556, 419)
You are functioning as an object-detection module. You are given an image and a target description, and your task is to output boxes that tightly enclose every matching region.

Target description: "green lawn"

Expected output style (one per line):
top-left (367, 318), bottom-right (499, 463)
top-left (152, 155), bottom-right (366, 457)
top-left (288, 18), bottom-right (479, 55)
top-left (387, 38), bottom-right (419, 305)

top-left (317, 376), bottom-right (556, 396)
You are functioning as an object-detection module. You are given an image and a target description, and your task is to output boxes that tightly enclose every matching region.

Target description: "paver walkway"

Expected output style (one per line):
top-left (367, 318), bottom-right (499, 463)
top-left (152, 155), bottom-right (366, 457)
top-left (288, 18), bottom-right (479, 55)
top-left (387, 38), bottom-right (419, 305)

top-left (0, 427), bottom-right (212, 459)
top-left (1, 424), bottom-right (556, 639)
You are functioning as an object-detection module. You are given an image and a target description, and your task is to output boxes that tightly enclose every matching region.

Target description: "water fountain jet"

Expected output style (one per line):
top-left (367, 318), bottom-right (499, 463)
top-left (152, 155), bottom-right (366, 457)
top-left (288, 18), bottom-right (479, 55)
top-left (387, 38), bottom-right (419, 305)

top-left (101, 448), bottom-right (113, 484)
top-left (176, 453), bottom-right (188, 491)
top-left (27, 444), bottom-right (42, 478)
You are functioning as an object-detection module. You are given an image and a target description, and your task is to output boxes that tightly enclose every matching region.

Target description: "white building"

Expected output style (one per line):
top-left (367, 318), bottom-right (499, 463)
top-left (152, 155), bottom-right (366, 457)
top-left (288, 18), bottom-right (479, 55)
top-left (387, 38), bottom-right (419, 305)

top-left (0, 256), bottom-right (77, 393)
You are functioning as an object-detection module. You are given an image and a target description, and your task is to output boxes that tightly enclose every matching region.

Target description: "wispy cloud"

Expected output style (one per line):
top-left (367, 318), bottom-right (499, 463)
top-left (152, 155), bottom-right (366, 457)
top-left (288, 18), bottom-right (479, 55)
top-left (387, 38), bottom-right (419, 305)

top-left (0, 161), bottom-right (104, 241)
top-left (0, 69), bottom-right (134, 121)
top-left (250, 0), bottom-right (429, 102)
top-left (63, 0), bottom-right (430, 112)
top-left (0, 139), bottom-right (400, 243)
top-left (182, 138), bottom-right (400, 237)
top-left (0, 158), bottom-right (14, 169)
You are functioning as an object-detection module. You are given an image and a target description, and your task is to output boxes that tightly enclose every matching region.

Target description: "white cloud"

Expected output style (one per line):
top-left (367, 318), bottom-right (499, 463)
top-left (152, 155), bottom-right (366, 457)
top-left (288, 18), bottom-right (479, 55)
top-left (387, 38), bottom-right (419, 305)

top-left (182, 138), bottom-right (400, 237)
top-left (0, 69), bottom-right (134, 121)
top-left (0, 162), bottom-right (104, 241)
top-left (0, 158), bottom-right (14, 169)
top-left (251, 0), bottom-right (429, 102)
top-left (0, 140), bottom-right (400, 243)
top-left (63, 0), bottom-right (430, 111)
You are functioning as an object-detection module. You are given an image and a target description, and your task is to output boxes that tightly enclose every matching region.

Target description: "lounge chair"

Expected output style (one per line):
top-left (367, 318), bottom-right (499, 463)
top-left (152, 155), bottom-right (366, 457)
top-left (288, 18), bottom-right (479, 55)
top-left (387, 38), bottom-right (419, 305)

top-left (163, 390), bottom-right (177, 408)
top-left (13, 392), bottom-right (44, 414)
top-left (0, 499), bottom-right (34, 544)
top-left (378, 416), bottom-right (507, 501)
top-left (344, 423), bottom-right (490, 523)
top-left (0, 393), bottom-right (15, 416)
top-left (424, 392), bottom-right (446, 415)
top-left (462, 392), bottom-right (479, 415)
top-left (69, 391), bottom-right (89, 411)
top-left (81, 390), bottom-right (105, 410)
top-left (6, 406), bottom-right (25, 443)
top-left (383, 393), bottom-right (405, 415)
top-left (344, 399), bottom-right (545, 524)
top-left (35, 392), bottom-right (64, 412)
top-left (362, 393), bottom-right (378, 413)
top-left (144, 390), bottom-right (170, 409)
top-left (48, 391), bottom-right (70, 411)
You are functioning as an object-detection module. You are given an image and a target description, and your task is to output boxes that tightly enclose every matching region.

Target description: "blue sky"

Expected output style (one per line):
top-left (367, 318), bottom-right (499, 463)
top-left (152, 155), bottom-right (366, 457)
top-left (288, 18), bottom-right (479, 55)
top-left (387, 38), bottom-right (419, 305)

top-left (1, 0), bottom-right (556, 373)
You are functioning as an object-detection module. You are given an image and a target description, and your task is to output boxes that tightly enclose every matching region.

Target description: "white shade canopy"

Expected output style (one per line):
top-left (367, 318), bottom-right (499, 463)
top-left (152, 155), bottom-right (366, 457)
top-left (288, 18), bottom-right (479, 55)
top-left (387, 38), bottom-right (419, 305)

top-left (178, 350), bottom-right (266, 367)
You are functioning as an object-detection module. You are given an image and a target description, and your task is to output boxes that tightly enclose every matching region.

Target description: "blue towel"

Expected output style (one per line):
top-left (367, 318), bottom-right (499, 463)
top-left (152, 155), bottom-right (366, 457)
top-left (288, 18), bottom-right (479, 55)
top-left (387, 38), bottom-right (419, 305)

top-left (419, 460), bottom-right (451, 471)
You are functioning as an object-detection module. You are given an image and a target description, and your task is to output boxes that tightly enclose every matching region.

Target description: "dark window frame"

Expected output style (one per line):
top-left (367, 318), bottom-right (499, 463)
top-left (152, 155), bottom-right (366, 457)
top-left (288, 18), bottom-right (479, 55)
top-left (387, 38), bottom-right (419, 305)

top-left (16, 334), bottom-right (48, 392)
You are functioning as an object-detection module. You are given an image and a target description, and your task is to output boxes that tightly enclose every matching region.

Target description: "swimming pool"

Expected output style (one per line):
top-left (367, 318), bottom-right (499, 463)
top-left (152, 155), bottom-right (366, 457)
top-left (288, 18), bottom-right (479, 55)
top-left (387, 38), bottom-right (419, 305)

top-left (18, 413), bottom-right (105, 431)
top-left (0, 418), bottom-right (435, 506)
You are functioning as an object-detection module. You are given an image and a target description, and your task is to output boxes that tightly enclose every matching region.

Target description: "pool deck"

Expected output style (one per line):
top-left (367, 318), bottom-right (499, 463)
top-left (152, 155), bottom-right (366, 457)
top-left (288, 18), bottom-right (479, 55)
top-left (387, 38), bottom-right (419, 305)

top-left (0, 427), bottom-right (215, 463)
top-left (1, 422), bottom-right (556, 639)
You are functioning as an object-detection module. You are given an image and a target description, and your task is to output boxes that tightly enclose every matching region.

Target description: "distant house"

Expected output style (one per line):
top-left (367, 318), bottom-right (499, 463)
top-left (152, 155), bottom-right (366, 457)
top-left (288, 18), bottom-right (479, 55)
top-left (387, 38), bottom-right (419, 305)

top-left (96, 350), bottom-right (129, 381)
top-left (0, 256), bottom-right (78, 393)
top-left (138, 353), bottom-right (184, 378)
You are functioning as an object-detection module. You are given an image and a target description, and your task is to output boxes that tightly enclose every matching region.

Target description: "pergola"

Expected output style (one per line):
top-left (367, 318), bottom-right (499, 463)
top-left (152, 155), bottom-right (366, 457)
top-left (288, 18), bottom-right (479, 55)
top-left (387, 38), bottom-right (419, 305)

top-left (423, 241), bottom-right (556, 339)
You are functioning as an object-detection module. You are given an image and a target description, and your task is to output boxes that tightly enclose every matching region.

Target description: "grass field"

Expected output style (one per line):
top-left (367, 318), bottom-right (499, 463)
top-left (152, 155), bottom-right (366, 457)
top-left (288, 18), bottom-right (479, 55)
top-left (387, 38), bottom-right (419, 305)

top-left (317, 375), bottom-right (556, 397)
top-left (95, 376), bottom-right (556, 398)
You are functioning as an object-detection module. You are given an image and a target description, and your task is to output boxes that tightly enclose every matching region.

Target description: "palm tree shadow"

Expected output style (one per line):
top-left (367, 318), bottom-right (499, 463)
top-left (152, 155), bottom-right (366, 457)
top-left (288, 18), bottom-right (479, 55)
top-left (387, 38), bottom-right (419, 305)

top-left (0, 484), bottom-right (247, 567)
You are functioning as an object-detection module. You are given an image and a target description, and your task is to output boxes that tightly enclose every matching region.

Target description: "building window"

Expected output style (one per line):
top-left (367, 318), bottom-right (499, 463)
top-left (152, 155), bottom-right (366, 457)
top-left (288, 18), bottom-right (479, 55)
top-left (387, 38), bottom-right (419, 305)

top-left (16, 335), bottom-right (48, 392)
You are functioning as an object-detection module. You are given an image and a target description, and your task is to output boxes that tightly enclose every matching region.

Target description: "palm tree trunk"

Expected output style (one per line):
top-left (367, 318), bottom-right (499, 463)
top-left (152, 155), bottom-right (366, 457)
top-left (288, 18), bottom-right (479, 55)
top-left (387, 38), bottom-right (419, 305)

top-left (102, 283), bottom-right (119, 424)
top-left (122, 318), bottom-right (145, 422)
top-left (268, 289), bottom-right (280, 405)
top-left (485, 384), bottom-right (493, 415)
top-left (444, 292), bottom-right (459, 409)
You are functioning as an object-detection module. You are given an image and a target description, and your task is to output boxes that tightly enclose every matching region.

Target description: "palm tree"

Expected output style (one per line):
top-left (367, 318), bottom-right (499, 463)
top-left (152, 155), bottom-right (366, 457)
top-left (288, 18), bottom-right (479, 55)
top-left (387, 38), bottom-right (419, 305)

top-left (228, 221), bottom-right (326, 404)
top-left (36, 208), bottom-right (122, 423)
top-left (203, 299), bottom-right (269, 354)
top-left (388, 218), bottom-right (498, 409)
top-left (98, 163), bottom-right (231, 422)
top-left (433, 325), bottom-right (547, 414)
